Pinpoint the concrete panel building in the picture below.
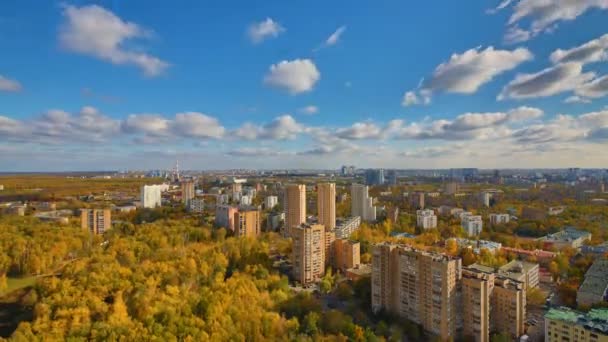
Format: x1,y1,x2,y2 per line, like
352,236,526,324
234,206,261,238
351,183,376,222
318,183,336,231
141,185,162,208
284,184,307,237
81,209,111,235
292,224,325,285
333,239,360,272
416,209,437,230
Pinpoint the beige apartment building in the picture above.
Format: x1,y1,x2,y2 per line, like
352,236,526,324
372,243,461,341
325,229,335,268
317,183,336,230
292,224,325,285
81,209,111,235
333,239,360,272
181,180,195,205
463,265,526,341
284,184,306,237
233,207,261,238
545,307,608,342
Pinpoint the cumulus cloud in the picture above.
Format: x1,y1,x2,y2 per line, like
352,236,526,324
406,46,532,104
264,59,320,94
247,18,285,44
503,26,531,45
234,115,303,140
0,75,22,92
122,114,171,137
564,95,591,104
59,4,169,76
336,122,383,140
499,62,595,100
550,33,608,65
299,105,319,115
497,0,608,42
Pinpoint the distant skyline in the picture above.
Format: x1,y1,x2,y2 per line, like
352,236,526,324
1,0,608,171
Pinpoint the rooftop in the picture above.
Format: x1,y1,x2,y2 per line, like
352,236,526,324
545,307,608,334
543,227,592,242
578,259,608,298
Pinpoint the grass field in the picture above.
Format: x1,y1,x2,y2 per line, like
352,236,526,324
1,277,36,296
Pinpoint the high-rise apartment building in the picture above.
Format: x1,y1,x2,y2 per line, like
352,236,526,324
372,243,462,341
317,183,336,231
462,265,526,341
284,184,306,237
480,192,491,207
409,192,425,210
335,216,362,239
292,223,325,284
181,180,195,205
81,209,111,235
234,207,261,238
416,209,438,230
141,185,162,208
351,184,376,222
215,204,238,232
325,229,335,268
489,213,510,225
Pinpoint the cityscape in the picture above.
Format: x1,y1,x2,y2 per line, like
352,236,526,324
1,1,608,342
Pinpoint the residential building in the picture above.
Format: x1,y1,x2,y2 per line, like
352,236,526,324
267,212,285,232
491,276,526,339
234,206,261,238
548,206,566,216
351,183,376,222
181,180,195,205
240,195,252,206
284,184,307,237
81,209,111,235
578,259,608,307
188,198,205,213
489,213,510,225
540,227,592,250
501,247,556,265
114,205,136,213
461,267,494,342
333,239,360,272
292,223,325,285
265,196,278,210
141,185,162,208
479,192,491,207
497,260,540,289
416,209,437,230
444,182,459,195
409,192,425,209
325,229,335,267
7,205,26,216
545,307,608,342
215,204,238,232
318,183,336,230
346,264,372,282
462,214,483,236
372,243,461,341
334,216,361,239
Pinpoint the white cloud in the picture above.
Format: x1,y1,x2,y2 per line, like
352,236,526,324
564,95,592,104
325,26,346,46
122,114,171,137
234,115,303,140
503,26,531,44
406,46,532,104
59,4,168,76
501,0,608,42
402,91,422,106
172,112,225,139
551,34,608,65
227,147,290,157
0,75,22,92
299,105,319,115
576,74,608,99
499,62,595,100
247,18,285,44
336,122,383,140
264,59,320,94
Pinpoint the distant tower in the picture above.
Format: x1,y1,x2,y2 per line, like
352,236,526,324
172,160,180,182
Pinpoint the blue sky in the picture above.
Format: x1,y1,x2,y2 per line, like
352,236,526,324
1,0,608,171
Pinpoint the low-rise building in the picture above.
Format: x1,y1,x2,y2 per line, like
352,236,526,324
497,260,540,289
334,216,361,239
416,209,437,230
114,205,137,213
544,307,608,342
489,213,510,225
451,238,502,254
188,198,205,213
462,214,483,237
577,259,608,307
333,239,360,272
548,206,566,216
6,204,26,216
539,227,592,250
34,210,71,224
345,264,371,281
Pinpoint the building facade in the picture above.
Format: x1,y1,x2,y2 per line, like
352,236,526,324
489,213,510,225
234,207,261,238
265,196,278,210
351,183,376,222
462,214,483,237
334,216,362,239
545,308,608,342
292,224,325,285
416,209,438,230
141,184,162,208
215,204,238,232
333,239,360,272
181,180,195,205
81,209,111,235
284,184,307,237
